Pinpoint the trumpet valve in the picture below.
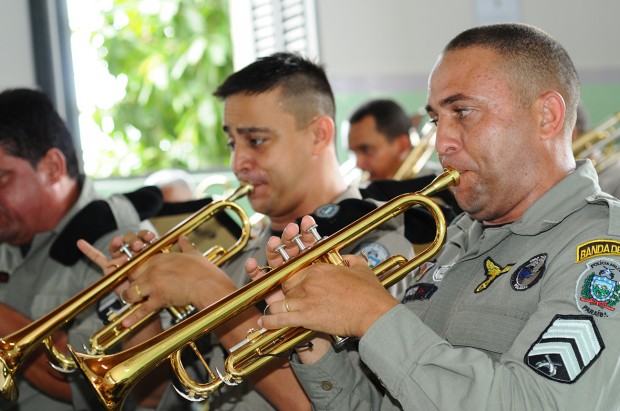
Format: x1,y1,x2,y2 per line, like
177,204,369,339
291,234,307,251
306,224,322,242
274,245,290,261
229,328,267,353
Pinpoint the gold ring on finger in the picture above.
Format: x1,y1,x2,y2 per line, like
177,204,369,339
135,283,144,298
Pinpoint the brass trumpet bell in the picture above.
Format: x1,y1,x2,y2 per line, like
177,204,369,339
0,183,252,402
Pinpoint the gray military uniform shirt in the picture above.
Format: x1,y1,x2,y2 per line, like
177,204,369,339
291,160,620,410
0,179,148,411
164,185,414,411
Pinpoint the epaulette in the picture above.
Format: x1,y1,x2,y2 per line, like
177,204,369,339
305,198,378,237
359,177,461,244
360,176,462,214
123,185,165,220
155,197,243,239
50,186,165,266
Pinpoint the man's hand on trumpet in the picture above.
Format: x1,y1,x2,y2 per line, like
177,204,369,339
76,230,155,292
249,215,400,364
78,231,238,327
119,235,238,326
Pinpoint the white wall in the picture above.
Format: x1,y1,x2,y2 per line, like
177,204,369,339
2,1,618,94
0,1,36,90
317,0,620,92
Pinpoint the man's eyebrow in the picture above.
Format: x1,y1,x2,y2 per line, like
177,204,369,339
222,125,271,134
426,93,475,113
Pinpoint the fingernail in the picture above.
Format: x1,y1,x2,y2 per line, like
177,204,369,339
257,318,263,328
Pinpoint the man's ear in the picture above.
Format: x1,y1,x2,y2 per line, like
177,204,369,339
37,148,67,183
537,90,566,141
311,115,336,154
395,133,412,155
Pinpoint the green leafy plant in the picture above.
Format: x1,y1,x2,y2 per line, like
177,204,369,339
89,0,233,176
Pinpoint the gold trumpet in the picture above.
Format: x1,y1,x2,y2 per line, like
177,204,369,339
88,183,253,355
67,168,459,411
0,183,252,402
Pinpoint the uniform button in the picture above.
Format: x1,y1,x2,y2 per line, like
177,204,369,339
321,381,333,391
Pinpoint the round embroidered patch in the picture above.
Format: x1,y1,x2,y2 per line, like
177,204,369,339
432,264,453,282
355,242,389,268
511,254,547,291
314,203,339,219
575,257,620,318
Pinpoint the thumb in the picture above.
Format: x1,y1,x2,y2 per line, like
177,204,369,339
177,235,202,255
245,258,268,281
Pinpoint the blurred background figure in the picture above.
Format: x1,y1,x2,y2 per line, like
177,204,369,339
346,99,442,184
572,101,591,142
145,168,194,202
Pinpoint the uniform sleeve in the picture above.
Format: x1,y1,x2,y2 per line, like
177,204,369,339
290,346,390,410
357,245,620,410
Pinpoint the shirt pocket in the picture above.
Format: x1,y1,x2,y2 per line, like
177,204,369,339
445,304,532,354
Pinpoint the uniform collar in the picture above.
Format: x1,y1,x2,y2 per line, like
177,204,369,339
508,160,599,236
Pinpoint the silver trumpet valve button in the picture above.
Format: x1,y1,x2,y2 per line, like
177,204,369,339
118,243,133,259
275,244,290,261
306,224,322,242
291,234,307,252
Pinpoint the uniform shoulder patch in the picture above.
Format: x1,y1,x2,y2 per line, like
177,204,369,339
474,257,513,293
525,314,604,383
314,203,339,218
310,199,376,237
402,283,437,303
354,242,389,268
511,254,546,291
575,239,620,263
575,257,620,318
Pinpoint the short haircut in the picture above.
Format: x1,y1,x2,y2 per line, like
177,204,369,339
444,23,580,132
0,88,80,178
213,52,336,129
349,99,412,143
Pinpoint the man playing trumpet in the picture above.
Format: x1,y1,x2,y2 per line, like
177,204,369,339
254,23,620,410
80,52,421,411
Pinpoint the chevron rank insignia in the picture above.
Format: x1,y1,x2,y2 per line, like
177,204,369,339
525,314,604,383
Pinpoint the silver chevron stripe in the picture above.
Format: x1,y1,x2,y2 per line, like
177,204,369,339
526,315,603,383
541,318,601,363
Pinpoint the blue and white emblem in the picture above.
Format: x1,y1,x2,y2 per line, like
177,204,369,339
576,257,620,318
590,270,616,302
432,264,453,282
511,254,547,291
314,203,339,219
355,242,389,268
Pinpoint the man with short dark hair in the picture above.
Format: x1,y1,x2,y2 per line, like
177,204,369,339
0,88,159,410
348,99,442,181
82,52,416,411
